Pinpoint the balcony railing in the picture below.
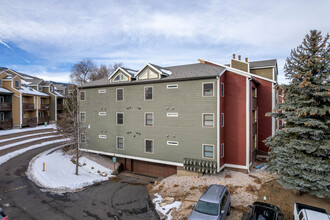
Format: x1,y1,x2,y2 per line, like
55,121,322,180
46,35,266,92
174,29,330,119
252,122,257,136
38,116,50,125
22,117,37,127
252,97,257,110
23,103,35,111
0,102,12,111
57,104,63,111
40,104,50,110
0,119,13,130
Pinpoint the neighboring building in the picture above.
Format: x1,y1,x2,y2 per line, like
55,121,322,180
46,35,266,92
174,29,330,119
0,67,68,128
78,55,278,177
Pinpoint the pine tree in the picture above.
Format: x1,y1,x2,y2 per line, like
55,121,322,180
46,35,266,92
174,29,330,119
265,30,330,198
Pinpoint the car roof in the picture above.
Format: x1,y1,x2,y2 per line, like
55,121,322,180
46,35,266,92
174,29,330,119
305,210,330,220
199,184,226,203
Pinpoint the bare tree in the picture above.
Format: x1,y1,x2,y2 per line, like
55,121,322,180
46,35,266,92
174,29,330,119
109,62,123,74
56,85,80,175
89,64,110,81
70,59,96,86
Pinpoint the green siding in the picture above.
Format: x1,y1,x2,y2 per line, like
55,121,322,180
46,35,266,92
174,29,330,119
79,78,218,164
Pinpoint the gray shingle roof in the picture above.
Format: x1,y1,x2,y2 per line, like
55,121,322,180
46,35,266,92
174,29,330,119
81,63,225,88
249,59,277,69
121,67,138,77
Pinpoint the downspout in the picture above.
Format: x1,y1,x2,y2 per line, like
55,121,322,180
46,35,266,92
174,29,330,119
246,78,252,173
36,96,39,124
216,76,220,172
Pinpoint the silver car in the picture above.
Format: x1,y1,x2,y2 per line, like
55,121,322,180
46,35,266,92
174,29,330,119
188,184,231,220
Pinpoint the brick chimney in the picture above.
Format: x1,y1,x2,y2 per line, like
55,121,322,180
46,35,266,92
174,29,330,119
238,55,241,60
245,57,248,62
233,54,236,59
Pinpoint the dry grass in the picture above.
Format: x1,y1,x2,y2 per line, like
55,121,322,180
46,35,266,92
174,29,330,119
225,174,232,178
173,184,179,188
189,186,198,190
226,184,240,194
246,184,258,193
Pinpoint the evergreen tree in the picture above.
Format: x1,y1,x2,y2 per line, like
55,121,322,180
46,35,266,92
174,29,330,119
265,30,330,198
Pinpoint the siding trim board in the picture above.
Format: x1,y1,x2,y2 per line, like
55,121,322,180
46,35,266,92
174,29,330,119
79,148,184,167
217,76,220,171
246,78,251,171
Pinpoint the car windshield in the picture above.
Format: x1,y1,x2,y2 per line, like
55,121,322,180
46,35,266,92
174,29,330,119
254,206,276,220
195,200,219,216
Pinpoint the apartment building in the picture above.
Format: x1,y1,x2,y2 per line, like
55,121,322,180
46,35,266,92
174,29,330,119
78,56,278,177
0,67,67,129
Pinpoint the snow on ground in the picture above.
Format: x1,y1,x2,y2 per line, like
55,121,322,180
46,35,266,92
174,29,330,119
26,147,114,194
0,139,69,165
0,124,56,136
0,135,61,150
0,131,56,143
153,193,182,220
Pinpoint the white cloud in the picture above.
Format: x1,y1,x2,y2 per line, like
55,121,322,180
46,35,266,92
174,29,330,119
0,39,11,49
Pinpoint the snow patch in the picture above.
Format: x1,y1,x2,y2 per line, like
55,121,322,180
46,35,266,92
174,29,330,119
0,124,56,136
26,147,114,194
0,131,56,143
153,193,181,220
0,135,61,151
161,69,172,75
0,138,69,166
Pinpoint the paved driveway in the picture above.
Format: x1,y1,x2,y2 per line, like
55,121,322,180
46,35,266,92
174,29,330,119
0,146,159,220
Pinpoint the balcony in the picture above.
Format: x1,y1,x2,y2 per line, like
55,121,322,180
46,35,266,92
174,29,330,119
0,119,13,130
252,122,258,136
252,97,257,110
57,104,63,111
38,116,50,125
0,102,12,111
23,103,35,111
22,117,37,127
40,104,50,110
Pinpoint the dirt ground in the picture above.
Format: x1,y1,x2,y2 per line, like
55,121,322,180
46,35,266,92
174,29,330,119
147,169,329,220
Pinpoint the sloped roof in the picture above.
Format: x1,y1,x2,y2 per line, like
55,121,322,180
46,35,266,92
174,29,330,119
81,63,225,88
121,67,138,77
19,86,49,96
0,87,13,94
249,59,277,69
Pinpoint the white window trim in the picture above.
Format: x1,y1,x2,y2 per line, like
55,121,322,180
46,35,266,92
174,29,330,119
80,91,86,101
80,112,86,122
98,112,106,116
80,133,86,143
116,112,124,125
98,89,106,93
99,135,107,139
144,86,153,101
144,112,154,127
167,141,178,146
167,112,178,117
221,113,224,127
221,83,224,97
167,84,178,89
116,136,124,150
202,113,215,128
202,82,214,97
202,144,215,159
144,139,154,154
116,88,124,102
221,143,224,158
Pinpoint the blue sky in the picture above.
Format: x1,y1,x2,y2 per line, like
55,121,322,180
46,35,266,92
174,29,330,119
0,0,329,84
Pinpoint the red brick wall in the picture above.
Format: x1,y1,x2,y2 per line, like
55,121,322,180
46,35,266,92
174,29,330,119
222,71,247,166
256,78,273,152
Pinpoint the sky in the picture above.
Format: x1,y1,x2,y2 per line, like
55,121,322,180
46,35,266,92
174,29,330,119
0,0,329,84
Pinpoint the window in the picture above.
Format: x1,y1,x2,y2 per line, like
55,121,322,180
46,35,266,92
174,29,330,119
0,96,4,103
167,113,178,117
113,73,128,82
0,112,4,121
220,193,227,211
116,137,124,150
144,87,153,100
139,69,158,80
221,143,224,158
80,133,86,143
203,144,214,159
80,91,85,101
203,114,214,127
38,86,42,91
145,113,153,126
145,139,154,153
221,83,224,97
117,113,124,125
116,88,124,101
50,86,54,92
167,141,178,146
98,112,106,116
15,80,19,88
99,135,107,139
0,79,2,86
80,112,86,122
167,84,178,89
221,113,224,127
203,82,213,96
98,89,106,93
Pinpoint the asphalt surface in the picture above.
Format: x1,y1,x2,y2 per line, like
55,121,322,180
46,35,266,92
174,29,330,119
0,145,159,220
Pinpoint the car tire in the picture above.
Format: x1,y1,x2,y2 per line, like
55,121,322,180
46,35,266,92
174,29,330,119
227,204,231,216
